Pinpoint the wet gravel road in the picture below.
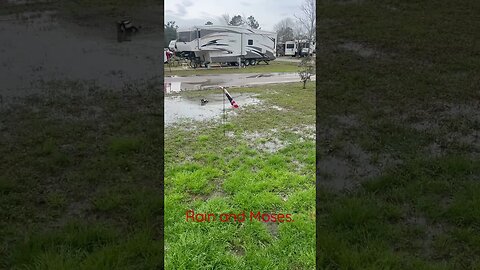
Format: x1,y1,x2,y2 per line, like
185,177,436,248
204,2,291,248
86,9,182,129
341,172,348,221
165,72,316,92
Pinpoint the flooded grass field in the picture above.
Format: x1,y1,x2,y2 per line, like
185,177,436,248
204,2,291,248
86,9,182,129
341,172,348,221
0,1,164,268
316,1,480,268
164,83,316,269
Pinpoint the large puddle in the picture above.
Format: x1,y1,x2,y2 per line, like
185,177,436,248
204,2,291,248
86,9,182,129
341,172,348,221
165,92,261,125
164,72,314,92
0,10,161,98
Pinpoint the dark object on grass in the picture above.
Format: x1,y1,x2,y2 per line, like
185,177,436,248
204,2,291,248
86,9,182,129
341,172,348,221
201,98,209,105
116,18,141,42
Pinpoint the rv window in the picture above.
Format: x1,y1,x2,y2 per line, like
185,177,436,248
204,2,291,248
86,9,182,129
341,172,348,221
177,31,192,42
286,44,294,48
248,39,253,45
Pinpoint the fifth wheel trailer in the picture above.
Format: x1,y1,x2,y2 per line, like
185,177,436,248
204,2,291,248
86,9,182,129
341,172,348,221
173,25,277,68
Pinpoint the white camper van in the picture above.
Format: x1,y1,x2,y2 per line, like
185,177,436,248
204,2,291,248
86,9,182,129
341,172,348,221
174,25,277,68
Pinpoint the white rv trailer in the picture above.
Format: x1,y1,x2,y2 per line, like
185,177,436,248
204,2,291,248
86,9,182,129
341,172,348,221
284,41,296,56
174,25,277,67
284,40,315,57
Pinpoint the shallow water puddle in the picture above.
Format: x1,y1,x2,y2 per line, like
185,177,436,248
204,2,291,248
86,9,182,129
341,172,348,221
165,93,261,125
0,10,160,98
165,73,309,91
338,42,378,58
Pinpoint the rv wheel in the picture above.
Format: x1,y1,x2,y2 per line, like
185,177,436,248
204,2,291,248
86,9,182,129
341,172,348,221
245,60,250,66
251,59,256,66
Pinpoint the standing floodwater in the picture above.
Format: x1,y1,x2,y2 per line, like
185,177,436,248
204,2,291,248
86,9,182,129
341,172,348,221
165,92,261,125
0,10,160,99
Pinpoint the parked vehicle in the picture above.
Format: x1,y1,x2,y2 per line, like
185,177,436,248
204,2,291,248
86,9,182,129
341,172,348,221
168,40,176,52
172,25,277,68
284,39,315,57
284,41,296,56
298,40,314,57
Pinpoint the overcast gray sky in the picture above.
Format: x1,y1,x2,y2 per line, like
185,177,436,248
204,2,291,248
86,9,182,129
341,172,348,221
164,0,305,31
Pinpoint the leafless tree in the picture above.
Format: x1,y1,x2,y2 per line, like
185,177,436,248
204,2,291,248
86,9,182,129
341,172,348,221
295,0,316,42
274,18,294,32
274,18,295,42
220,13,230,25
293,24,307,40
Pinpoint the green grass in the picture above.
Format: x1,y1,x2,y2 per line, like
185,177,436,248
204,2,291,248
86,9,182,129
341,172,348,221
0,82,163,269
317,0,480,268
0,81,314,269
165,82,315,269
165,61,303,76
